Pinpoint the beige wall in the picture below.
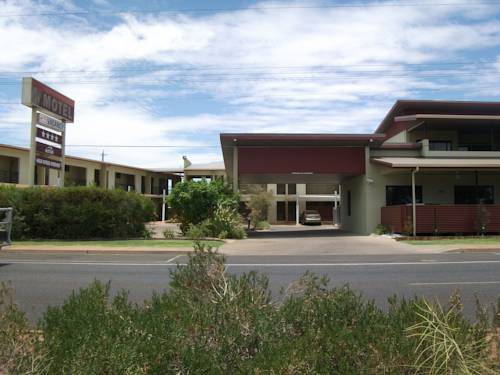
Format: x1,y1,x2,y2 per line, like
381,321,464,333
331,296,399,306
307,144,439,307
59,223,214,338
0,146,30,184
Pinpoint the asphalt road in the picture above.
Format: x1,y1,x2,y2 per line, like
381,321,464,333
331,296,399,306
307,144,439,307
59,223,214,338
1,251,499,322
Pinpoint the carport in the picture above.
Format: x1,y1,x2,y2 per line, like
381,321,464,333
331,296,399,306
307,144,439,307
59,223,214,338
220,133,385,229
295,194,340,225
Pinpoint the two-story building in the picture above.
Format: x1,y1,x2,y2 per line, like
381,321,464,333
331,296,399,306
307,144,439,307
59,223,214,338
221,100,500,235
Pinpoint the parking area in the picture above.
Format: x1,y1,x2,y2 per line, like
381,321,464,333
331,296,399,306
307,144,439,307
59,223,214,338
222,225,438,256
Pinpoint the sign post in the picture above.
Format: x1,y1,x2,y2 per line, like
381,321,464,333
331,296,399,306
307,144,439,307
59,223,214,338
21,77,74,187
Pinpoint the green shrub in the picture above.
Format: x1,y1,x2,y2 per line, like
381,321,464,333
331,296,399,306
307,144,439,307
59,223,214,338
248,191,272,227
0,185,155,240
255,220,270,230
186,222,210,240
204,203,246,239
373,223,391,235
163,228,175,239
168,180,239,233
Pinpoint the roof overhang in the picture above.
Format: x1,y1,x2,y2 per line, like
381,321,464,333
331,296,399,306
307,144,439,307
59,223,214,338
395,114,500,122
372,157,500,169
221,133,386,147
375,100,500,134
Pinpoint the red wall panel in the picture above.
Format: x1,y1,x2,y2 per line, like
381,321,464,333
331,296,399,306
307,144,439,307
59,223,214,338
238,147,365,175
381,205,500,234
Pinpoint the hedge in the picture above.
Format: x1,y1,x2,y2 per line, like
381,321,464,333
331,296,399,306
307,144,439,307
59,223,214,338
0,185,155,240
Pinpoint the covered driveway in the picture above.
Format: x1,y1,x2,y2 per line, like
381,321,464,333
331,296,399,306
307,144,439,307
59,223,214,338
222,227,430,256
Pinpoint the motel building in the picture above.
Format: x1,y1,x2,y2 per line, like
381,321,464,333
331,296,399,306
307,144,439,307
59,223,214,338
220,100,500,235
2,99,500,235
0,143,181,217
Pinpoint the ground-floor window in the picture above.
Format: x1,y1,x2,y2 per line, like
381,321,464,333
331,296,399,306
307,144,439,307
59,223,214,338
386,185,422,206
454,185,494,204
276,201,286,221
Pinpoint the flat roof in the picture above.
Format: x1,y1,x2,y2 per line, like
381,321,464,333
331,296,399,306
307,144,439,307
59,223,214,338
372,157,500,169
185,161,225,171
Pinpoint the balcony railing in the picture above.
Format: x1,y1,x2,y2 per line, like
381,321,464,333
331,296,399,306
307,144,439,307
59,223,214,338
381,204,500,235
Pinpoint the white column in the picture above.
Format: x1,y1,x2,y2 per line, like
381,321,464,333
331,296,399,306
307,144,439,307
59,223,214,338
86,167,94,186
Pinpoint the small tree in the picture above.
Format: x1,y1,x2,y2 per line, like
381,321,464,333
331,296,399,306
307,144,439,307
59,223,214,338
168,180,239,233
248,191,272,228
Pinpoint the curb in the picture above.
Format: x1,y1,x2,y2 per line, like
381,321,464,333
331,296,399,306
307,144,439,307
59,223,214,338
1,248,194,255
445,248,500,254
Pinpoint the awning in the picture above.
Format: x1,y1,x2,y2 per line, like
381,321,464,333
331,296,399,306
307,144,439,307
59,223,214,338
372,157,500,169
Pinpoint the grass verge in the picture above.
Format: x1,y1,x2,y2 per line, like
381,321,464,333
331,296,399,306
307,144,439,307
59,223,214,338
10,239,224,248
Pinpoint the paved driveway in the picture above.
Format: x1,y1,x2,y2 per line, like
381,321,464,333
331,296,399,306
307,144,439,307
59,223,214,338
222,225,439,256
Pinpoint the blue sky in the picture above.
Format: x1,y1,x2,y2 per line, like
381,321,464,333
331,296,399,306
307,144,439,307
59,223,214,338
1,0,500,168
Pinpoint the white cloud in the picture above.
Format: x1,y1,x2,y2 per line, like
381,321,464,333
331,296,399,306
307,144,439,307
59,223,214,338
1,0,500,167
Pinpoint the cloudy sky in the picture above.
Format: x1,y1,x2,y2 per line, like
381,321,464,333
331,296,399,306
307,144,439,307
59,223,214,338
1,0,500,168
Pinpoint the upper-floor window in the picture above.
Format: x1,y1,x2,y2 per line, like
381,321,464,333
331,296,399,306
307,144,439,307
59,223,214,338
288,184,296,194
429,140,452,151
276,184,286,194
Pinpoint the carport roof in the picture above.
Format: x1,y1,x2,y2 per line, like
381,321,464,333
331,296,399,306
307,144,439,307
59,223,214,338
220,133,386,147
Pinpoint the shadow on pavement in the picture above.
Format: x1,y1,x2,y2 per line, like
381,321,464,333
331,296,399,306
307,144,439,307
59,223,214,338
247,228,356,239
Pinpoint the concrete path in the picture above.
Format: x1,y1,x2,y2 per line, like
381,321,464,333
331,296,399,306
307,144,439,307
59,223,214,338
222,227,439,255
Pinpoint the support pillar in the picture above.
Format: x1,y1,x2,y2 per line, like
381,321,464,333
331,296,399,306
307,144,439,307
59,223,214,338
28,108,37,186
232,146,238,193
296,195,299,225
411,167,419,237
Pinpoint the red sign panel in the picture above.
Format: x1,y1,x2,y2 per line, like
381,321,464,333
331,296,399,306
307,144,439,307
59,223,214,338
22,77,75,122
35,156,62,170
238,147,365,175
36,127,62,145
36,142,62,157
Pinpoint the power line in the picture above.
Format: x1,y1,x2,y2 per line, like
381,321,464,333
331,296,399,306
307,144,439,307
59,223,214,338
0,60,498,75
1,1,499,18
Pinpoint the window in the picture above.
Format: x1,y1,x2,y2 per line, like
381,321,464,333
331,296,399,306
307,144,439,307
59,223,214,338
347,190,351,216
386,186,423,206
64,165,70,172
116,172,122,179
277,184,286,195
276,201,286,221
429,141,452,151
288,201,296,221
94,169,100,186
454,186,494,204
287,184,296,195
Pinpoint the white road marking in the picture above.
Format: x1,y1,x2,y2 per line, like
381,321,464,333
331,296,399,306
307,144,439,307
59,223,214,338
410,281,500,286
1,260,500,267
165,254,183,264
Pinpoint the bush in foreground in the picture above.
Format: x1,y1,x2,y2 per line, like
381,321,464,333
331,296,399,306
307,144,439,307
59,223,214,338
0,250,498,374
0,185,155,240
